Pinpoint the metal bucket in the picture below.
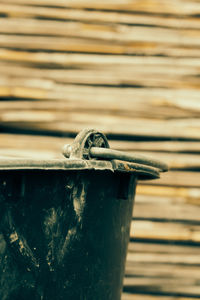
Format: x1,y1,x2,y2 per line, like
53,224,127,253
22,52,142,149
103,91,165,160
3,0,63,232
0,129,167,300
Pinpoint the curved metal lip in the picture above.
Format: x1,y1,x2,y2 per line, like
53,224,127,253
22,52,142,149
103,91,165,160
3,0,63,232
0,158,160,180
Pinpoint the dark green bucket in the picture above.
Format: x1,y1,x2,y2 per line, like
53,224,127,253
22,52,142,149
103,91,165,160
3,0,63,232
0,129,167,300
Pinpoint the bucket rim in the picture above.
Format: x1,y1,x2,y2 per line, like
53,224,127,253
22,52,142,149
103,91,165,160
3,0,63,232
0,158,159,180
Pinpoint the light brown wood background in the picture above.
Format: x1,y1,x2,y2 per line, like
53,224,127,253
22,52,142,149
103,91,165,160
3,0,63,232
0,0,200,299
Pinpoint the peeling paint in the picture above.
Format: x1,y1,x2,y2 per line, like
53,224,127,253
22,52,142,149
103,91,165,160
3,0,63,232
9,232,18,243
72,183,87,223
8,230,40,269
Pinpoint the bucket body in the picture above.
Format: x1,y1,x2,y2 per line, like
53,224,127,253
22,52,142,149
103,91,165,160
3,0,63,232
0,169,136,300
0,128,167,300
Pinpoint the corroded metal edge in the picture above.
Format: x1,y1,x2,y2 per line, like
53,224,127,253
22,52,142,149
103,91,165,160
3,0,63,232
0,159,159,179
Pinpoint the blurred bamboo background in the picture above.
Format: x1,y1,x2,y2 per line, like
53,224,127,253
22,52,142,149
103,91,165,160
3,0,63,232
0,0,200,299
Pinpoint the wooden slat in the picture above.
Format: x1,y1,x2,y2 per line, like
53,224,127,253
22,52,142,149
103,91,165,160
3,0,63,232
0,34,126,55
136,185,200,200
1,21,200,47
1,51,200,74
127,248,200,265
1,115,200,140
1,49,200,72
1,5,200,30
126,259,200,273
1,26,200,56
1,17,200,48
0,96,199,121
123,276,200,296
122,293,196,300
143,171,200,188
1,76,200,114
122,295,194,300
1,133,200,154
2,0,200,16
128,241,200,255
1,46,200,59
0,63,200,90
1,8,200,30
134,194,200,222
130,220,200,243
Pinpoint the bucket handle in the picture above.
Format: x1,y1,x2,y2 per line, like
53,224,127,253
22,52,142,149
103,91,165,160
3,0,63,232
62,129,168,173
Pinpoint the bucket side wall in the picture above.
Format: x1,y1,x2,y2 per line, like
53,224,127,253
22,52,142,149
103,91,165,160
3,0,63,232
0,170,136,300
